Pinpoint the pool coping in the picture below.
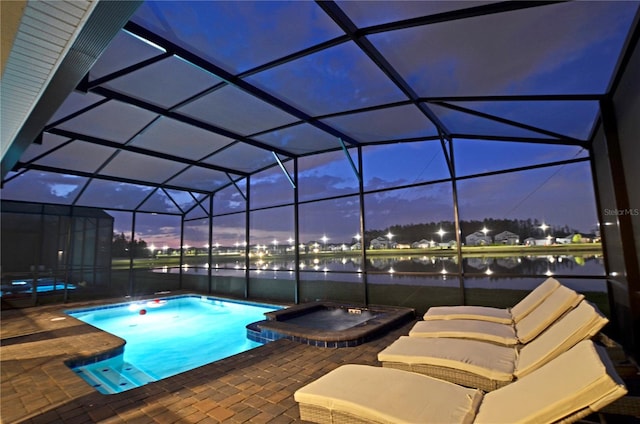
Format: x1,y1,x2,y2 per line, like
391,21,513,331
64,293,282,315
247,301,415,347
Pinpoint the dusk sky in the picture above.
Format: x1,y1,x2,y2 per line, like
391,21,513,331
2,1,637,248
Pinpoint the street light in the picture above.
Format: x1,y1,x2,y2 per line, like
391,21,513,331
481,227,490,245
540,223,550,245
321,235,328,251
387,231,393,249
436,228,446,245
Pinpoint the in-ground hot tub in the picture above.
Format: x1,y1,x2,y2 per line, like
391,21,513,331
247,302,415,348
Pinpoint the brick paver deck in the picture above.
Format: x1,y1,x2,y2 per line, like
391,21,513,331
1,299,415,424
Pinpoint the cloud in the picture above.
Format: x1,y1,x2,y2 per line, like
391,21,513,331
457,162,598,232
246,41,406,116
369,2,636,96
111,211,183,245
364,183,454,230
135,1,343,74
337,1,489,28
2,171,84,203
49,184,78,197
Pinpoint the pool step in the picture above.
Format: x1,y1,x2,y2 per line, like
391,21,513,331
74,360,157,394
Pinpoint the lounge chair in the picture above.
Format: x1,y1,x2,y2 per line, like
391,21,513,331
378,300,608,391
422,277,560,324
409,284,583,345
294,340,627,424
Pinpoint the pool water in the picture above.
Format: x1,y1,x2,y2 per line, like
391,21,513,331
1,278,76,296
66,295,280,394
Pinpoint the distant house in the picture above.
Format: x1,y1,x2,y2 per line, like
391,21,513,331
556,235,573,244
369,236,395,249
495,231,520,245
524,237,552,246
369,237,385,249
556,234,585,244
412,239,435,249
432,239,456,249
465,231,492,246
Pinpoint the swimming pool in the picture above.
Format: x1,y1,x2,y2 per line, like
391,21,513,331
65,295,280,394
1,277,76,296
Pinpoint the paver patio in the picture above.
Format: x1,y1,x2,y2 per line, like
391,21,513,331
1,298,414,423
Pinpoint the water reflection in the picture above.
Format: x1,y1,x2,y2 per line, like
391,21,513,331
463,254,603,276
160,253,604,276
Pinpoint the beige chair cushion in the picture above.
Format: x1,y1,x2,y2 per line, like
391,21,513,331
294,364,483,424
422,305,513,324
411,283,581,346
515,300,608,377
514,284,583,343
475,340,627,424
297,341,626,424
409,318,518,345
422,277,561,324
378,336,516,381
379,300,608,388
509,277,561,322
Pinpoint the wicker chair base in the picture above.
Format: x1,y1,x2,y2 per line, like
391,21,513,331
600,396,640,417
381,361,511,392
299,401,595,424
299,403,384,424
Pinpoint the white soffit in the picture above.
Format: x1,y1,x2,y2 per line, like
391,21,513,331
1,0,98,159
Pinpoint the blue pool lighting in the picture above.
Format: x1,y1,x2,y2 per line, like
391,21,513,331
65,295,281,394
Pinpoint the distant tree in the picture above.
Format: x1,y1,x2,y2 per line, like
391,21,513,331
112,233,129,257
112,233,151,258
133,239,149,257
